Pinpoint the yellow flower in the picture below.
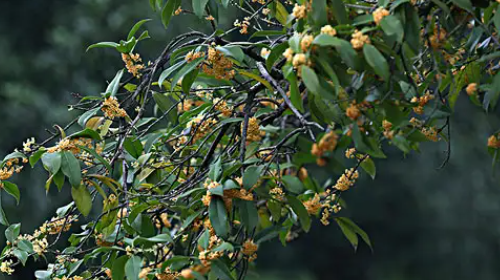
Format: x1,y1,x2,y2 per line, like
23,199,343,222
334,168,359,191
292,4,307,19
488,135,500,148
321,25,337,36
292,53,307,68
242,239,258,255
466,83,477,96
373,7,390,25
303,194,322,215
301,34,314,52
346,103,361,120
102,96,127,120
122,53,145,77
351,30,370,50
0,260,14,275
283,48,294,62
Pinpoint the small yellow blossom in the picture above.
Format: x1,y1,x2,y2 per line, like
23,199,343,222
301,34,314,52
373,7,390,25
321,25,337,36
292,4,307,19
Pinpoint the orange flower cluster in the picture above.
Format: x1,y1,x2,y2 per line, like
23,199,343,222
213,98,233,117
411,92,435,114
311,131,338,166
303,193,322,215
241,239,258,262
382,119,394,139
466,83,477,96
422,127,439,142
185,50,206,62
0,158,25,181
121,53,145,77
333,168,359,191
183,114,218,144
202,47,235,80
346,102,361,120
319,190,341,226
373,7,389,25
41,216,78,235
429,27,447,49
102,96,127,119
488,134,500,148
243,117,265,143
234,17,250,34
351,29,370,50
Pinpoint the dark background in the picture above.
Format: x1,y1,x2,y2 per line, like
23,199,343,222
2,1,500,279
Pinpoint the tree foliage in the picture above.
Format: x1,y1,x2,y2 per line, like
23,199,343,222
0,0,499,279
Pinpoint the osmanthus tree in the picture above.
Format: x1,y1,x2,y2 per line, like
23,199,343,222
0,0,499,278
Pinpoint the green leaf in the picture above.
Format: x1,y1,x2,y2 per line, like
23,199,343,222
161,0,181,28
86,42,119,52
124,137,144,159
193,0,209,18
152,92,177,122
301,65,320,94
392,134,411,153
125,256,142,280
133,233,174,246
29,149,46,168
105,69,124,96
5,223,20,243
0,194,9,226
71,185,92,217
336,217,359,250
494,8,500,34
281,175,304,194
18,239,34,253
283,65,304,112
360,157,376,179
171,57,204,90
237,200,258,231
217,46,245,63
379,15,404,43
3,181,20,205
274,1,289,25
363,44,390,81
61,152,82,187
181,68,199,94
159,61,185,87
331,0,349,24
484,72,500,110
313,36,360,69
41,152,62,174
312,0,327,26
77,107,100,128
127,19,151,40
112,255,128,280
211,259,235,280
451,0,472,11
12,249,28,265
287,195,311,232
209,197,229,238
250,29,286,38
69,128,102,141
242,166,261,190
240,72,273,94
335,217,372,250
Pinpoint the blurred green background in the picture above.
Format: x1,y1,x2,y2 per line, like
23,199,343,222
2,0,500,279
